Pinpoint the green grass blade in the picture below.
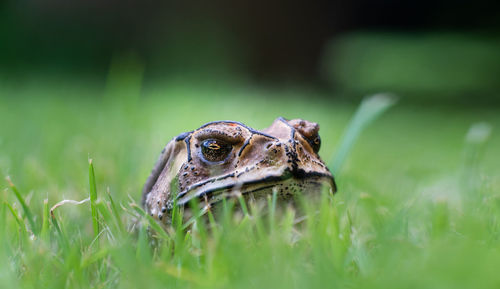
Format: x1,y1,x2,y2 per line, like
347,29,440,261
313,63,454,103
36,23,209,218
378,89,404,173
5,202,27,234
6,176,38,235
129,203,171,240
330,93,397,173
106,189,125,235
96,202,114,237
220,197,235,228
237,194,249,217
136,222,152,264
81,247,111,269
461,122,493,195
89,159,100,241
50,212,69,253
41,199,50,241
206,208,219,237
171,198,183,232
182,198,208,230
268,188,278,233
5,202,29,247
0,201,5,237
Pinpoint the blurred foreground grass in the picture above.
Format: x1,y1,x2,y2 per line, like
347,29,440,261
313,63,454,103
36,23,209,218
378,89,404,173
1,79,500,288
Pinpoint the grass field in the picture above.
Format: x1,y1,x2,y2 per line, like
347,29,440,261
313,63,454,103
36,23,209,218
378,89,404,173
1,78,500,288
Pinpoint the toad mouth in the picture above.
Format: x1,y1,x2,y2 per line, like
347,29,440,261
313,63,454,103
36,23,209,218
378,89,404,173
175,169,335,207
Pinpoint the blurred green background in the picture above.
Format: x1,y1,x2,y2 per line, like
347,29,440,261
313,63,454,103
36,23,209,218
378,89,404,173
1,1,500,288
1,0,500,101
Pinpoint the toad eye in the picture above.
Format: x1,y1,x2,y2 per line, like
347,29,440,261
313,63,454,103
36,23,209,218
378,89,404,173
200,139,232,163
310,135,321,153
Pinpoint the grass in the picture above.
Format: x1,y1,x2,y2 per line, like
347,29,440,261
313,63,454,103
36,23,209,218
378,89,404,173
1,78,500,289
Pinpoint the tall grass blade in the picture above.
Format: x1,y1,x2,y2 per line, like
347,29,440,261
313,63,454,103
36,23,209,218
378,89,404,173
462,122,492,195
183,199,209,230
96,202,115,239
207,208,217,231
129,203,171,240
50,213,69,253
89,159,100,241
0,201,5,237
268,188,278,233
6,202,27,234
41,199,50,241
106,188,125,234
220,197,235,228
237,195,249,217
81,247,111,269
6,176,37,234
330,93,397,173
5,202,29,246
136,220,152,264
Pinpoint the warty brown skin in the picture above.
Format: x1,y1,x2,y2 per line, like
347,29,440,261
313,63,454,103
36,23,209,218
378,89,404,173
142,117,336,225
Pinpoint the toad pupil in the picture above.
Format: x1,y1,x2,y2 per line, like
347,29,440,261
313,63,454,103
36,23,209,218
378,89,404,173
201,139,232,162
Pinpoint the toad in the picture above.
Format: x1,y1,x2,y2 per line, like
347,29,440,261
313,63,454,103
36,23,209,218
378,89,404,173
142,117,336,224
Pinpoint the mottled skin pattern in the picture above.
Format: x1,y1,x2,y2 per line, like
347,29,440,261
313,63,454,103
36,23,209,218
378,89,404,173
142,117,336,225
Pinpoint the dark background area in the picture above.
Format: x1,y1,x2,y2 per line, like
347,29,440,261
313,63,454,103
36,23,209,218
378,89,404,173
1,0,500,100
